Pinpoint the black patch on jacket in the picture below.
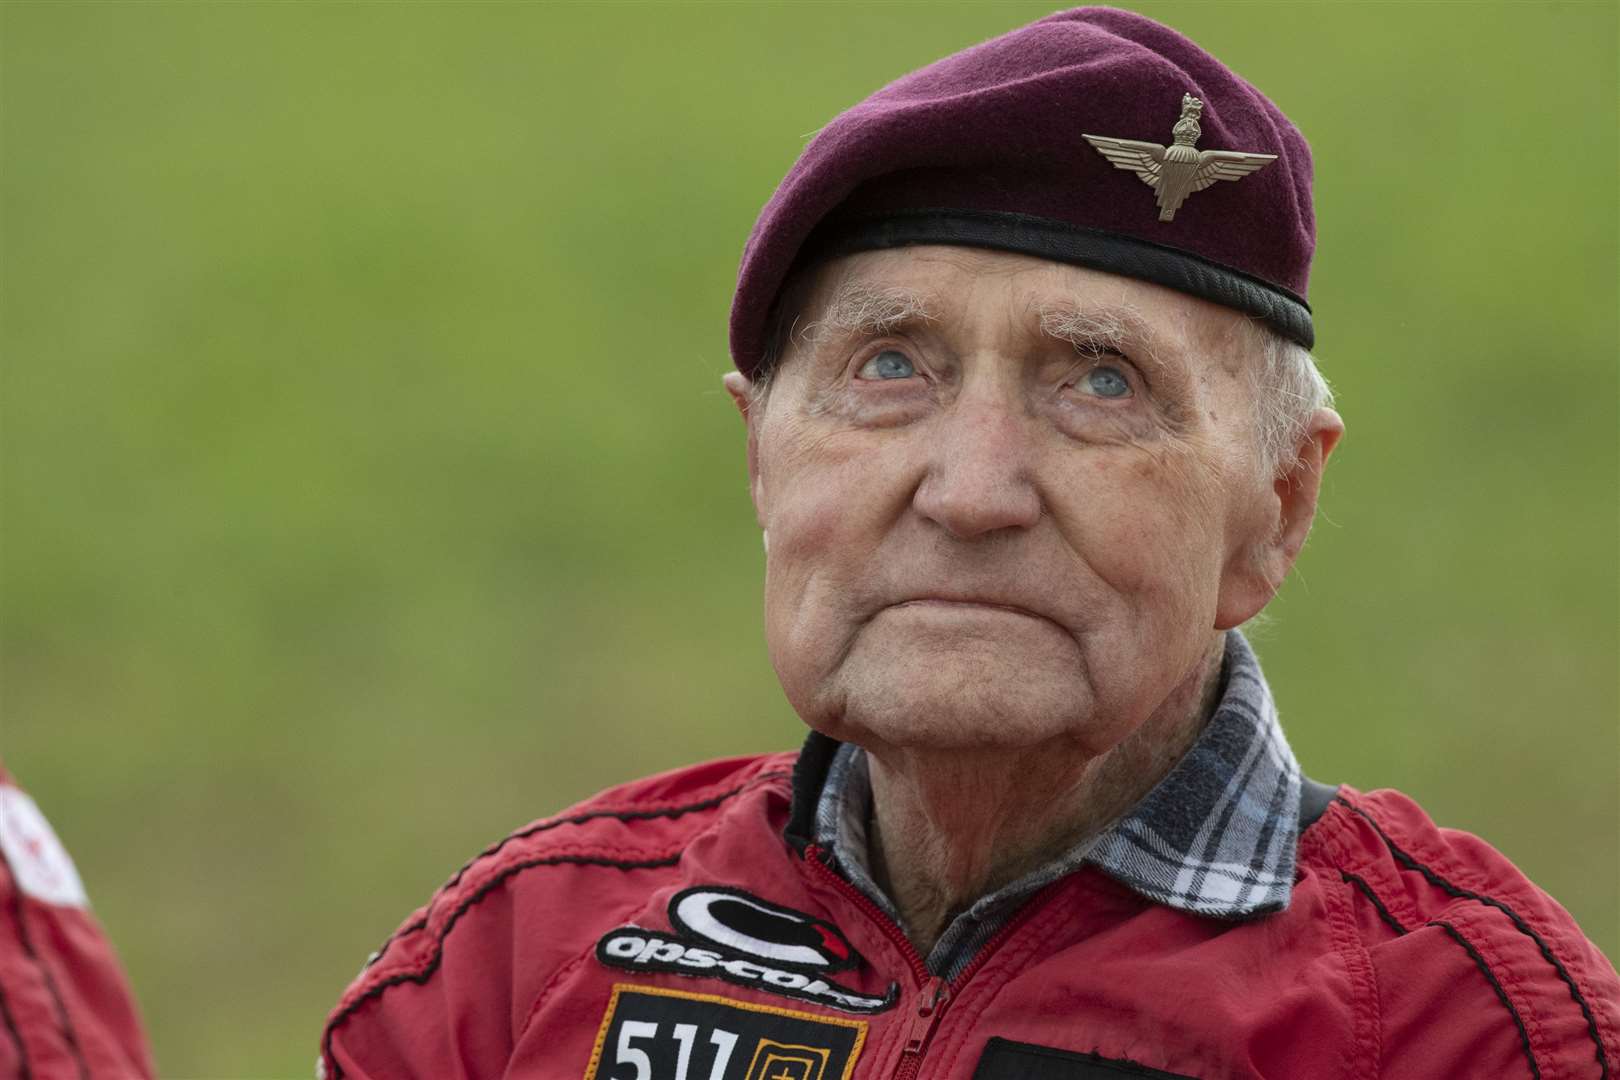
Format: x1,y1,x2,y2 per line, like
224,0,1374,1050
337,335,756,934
584,983,868,1080
973,1037,1200,1079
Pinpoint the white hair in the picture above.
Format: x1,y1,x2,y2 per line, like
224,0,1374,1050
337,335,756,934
1241,318,1335,478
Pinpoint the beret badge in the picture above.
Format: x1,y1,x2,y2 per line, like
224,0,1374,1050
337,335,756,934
1083,94,1277,222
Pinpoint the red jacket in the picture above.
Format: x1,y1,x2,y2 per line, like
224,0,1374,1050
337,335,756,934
322,751,1620,1079
0,764,156,1080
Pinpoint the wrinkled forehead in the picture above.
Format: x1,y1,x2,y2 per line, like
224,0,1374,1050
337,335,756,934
781,246,1253,378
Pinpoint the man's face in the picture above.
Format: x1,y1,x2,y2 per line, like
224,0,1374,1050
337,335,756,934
727,247,1332,759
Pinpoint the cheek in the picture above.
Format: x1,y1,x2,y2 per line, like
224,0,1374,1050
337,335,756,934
1054,447,1233,611
757,426,913,684
761,426,880,579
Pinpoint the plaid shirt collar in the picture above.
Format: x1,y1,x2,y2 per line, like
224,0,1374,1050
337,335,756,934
803,630,1303,977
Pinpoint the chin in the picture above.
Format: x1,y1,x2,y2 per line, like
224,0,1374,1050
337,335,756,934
815,649,1104,755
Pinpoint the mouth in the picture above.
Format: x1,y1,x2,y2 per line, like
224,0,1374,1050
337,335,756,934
890,598,1048,621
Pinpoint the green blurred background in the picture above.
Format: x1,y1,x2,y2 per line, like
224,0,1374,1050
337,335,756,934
2,1,1615,1075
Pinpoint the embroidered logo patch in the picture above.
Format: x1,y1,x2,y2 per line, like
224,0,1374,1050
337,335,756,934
596,887,896,1014
585,983,867,1080
669,887,858,971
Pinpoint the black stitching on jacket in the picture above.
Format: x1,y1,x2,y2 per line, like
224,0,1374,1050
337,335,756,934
322,851,681,1079
324,772,782,1079
1431,919,1540,1079
0,843,87,1079
1344,799,1610,1078
373,771,788,957
0,980,30,1080
1341,871,1410,937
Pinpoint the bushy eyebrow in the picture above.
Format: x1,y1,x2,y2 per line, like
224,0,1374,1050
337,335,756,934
797,279,1188,394
1035,299,1186,386
1037,302,1142,353
799,280,939,347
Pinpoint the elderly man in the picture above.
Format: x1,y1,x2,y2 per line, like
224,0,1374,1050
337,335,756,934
321,8,1619,1078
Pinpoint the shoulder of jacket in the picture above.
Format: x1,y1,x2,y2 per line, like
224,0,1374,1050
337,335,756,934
1303,785,1597,936
368,749,793,960
1298,784,1620,1078
321,751,796,1073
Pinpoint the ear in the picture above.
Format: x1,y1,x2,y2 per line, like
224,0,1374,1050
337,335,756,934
1214,408,1345,629
722,371,768,530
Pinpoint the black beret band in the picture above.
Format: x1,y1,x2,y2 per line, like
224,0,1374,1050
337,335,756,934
803,208,1315,351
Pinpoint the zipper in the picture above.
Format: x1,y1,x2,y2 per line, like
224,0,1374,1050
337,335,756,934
803,842,932,983
892,975,949,1080
803,843,1056,1079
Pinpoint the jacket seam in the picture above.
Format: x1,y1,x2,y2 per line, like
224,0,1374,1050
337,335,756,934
514,893,654,1043
1323,824,1425,937
1430,918,1541,1079
1318,853,1383,1080
1304,806,1386,1080
509,780,797,1046
865,965,912,1075
0,976,28,1080
1342,797,1611,1079
1449,905,1566,1079
1334,851,1549,1078
376,769,790,956
1340,871,1410,938
323,849,683,1079
347,770,789,991
0,843,86,1080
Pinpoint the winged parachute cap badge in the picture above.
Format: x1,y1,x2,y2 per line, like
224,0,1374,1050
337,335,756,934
1083,94,1277,223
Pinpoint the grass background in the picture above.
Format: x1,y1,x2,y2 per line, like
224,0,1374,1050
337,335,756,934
2,2,1615,1075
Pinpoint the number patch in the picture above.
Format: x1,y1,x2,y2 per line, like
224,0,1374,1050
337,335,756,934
585,983,867,1080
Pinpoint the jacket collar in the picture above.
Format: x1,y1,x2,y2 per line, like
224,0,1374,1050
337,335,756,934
784,728,839,855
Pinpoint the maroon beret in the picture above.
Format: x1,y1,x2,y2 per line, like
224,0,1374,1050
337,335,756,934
729,6,1316,377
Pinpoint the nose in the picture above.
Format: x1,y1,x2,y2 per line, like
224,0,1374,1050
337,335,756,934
911,393,1044,539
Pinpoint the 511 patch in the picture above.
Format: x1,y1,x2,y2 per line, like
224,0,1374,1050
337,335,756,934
585,983,867,1080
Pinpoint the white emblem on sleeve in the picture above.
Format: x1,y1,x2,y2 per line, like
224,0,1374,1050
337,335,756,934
0,784,90,908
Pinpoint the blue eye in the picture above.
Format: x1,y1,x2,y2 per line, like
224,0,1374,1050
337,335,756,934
1084,366,1131,398
858,349,916,380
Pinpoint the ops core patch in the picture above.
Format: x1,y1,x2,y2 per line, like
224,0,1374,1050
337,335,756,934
585,983,867,1080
